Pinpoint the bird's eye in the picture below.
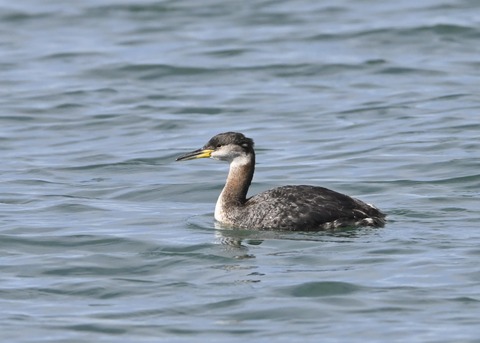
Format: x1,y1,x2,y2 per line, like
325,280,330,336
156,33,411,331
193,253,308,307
216,144,222,148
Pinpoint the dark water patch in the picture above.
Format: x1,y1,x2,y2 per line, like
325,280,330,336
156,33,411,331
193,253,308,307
174,107,224,115
426,174,480,187
449,296,480,304
110,183,209,201
52,102,86,110
206,297,255,310
86,63,217,81
280,281,362,297
86,62,369,82
367,247,424,255
374,66,444,76
40,202,108,213
3,178,63,186
42,263,157,278
143,242,216,255
0,10,54,22
267,63,364,77
0,234,146,251
0,115,36,122
230,305,324,322
62,323,127,335
150,121,183,131
83,2,229,19
34,286,130,300
139,243,240,263
422,23,480,36
349,24,480,40
0,196,38,205
352,306,418,314
205,48,253,58
58,158,161,172
465,248,480,257
40,51,106,60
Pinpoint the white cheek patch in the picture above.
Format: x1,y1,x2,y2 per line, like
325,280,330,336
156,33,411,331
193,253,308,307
211,144,246,162
230,154,250,168
211,149,227,160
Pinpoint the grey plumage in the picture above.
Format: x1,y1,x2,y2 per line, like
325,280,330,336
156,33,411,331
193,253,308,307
226,185,385,231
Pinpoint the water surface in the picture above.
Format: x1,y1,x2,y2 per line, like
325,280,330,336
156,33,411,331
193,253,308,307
1,0,480,342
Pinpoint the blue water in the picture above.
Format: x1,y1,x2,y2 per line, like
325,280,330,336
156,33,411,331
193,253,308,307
1,1,480,342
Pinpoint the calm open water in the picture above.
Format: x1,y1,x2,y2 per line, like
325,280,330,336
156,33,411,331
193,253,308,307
1,0,480,342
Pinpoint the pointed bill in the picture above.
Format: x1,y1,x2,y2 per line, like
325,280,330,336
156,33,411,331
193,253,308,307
176,149,214,161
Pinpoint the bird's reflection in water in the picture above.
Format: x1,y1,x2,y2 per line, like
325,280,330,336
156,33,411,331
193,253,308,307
214,221,265,256
214,221,374,252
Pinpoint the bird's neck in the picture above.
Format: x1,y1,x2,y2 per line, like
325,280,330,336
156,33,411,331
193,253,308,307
223,153,255,203
215,153,255,223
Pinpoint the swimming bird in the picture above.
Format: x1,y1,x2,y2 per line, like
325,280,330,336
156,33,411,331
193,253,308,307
176,132,385,231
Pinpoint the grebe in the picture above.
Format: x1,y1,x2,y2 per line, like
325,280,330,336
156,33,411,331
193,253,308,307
176,132,385,231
